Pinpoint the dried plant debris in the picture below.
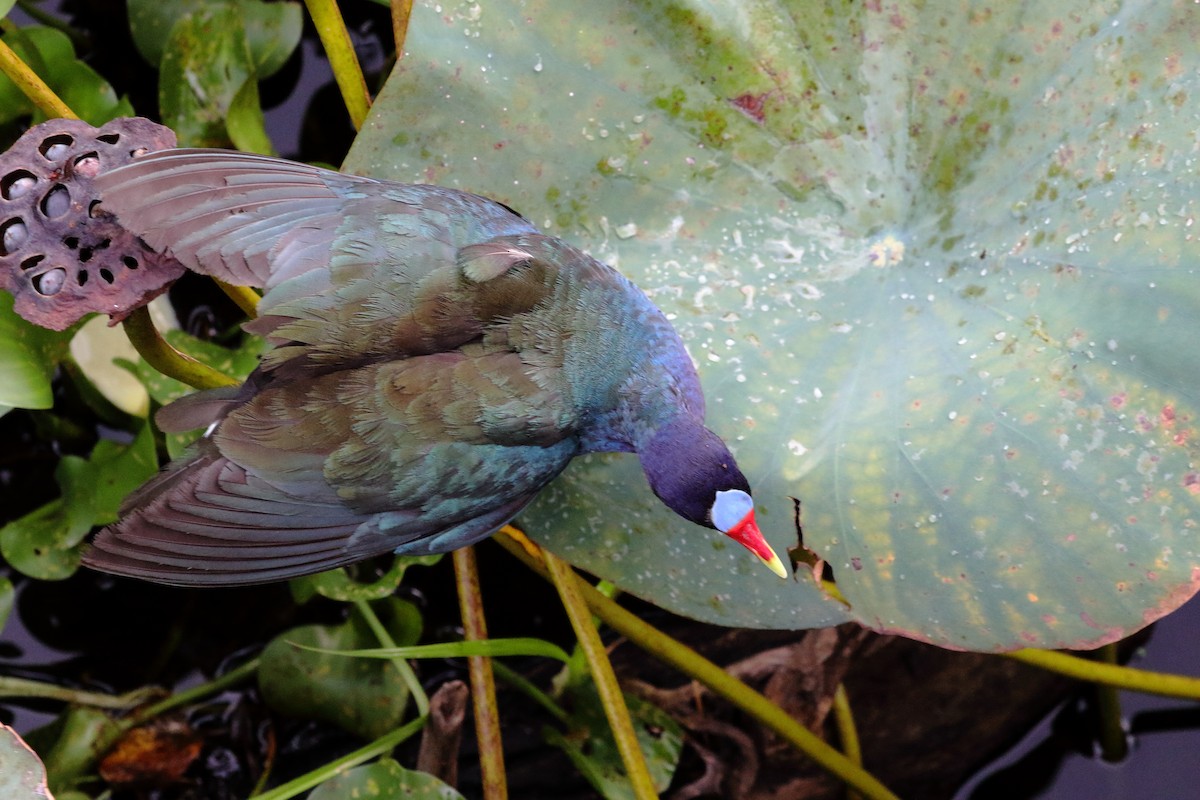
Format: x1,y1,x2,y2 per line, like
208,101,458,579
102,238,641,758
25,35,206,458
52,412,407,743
0,118,187,330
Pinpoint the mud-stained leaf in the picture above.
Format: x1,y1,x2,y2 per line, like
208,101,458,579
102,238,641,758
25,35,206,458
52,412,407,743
98,719,202,789
346,0,1200,650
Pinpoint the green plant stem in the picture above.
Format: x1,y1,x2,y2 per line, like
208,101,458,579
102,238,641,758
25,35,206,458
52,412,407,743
122,306,238,390
0,676,156,710
542,548,659,800
124,657,260,729
303,0,371,130
491,660,570,724
215,279,260,318
1092,643,1128,762
391,0,413,57
454,545,508,800
88,657,262,761
0,34,76,119
833,684,863,800
495,528,900,800
252,715,426,800
1006,647,1200,700
352,599,429,718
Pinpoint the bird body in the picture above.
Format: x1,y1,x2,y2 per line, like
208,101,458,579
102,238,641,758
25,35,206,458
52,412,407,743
83,150,785,585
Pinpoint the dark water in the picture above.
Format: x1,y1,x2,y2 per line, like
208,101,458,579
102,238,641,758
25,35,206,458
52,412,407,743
958,591,1200,800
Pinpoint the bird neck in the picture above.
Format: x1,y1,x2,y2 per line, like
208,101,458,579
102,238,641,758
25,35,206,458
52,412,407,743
576,357,706,454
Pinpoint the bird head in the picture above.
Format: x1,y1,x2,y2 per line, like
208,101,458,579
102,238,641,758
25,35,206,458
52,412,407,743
640,419,789,578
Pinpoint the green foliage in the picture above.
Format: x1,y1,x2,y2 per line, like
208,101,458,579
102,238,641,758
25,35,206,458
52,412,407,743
0,577,12,631
538,637,683,798
0,293,70,416
24,705,120,796
258,598,423,740
546,686,683,799
128,0,302,149
308,758,466,800
128,328,263,456
290,554,443,604
0,421,157,579
347,0,1200,651
0,26,132,126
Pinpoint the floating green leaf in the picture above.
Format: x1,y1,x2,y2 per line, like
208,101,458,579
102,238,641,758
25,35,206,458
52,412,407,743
346,0,1200,650
0,422,157,579
309,758,466,800
0,293,69,414
290,554,441,603
258,598,421,740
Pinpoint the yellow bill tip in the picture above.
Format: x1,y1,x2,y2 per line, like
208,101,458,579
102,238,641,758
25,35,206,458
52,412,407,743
759,548,790,579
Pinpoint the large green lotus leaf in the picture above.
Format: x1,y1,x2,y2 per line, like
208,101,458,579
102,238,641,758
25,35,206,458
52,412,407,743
345,0,1200,650
0,724,51,799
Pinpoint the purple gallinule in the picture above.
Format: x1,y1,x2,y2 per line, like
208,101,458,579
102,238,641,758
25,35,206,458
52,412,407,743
79,150,787,585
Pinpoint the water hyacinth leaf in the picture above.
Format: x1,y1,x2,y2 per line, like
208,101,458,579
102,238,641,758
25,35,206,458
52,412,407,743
0,27,131,126
545,687,683,799
258,597,420,740
0,294,69,413
159,4,257,147
0,578,13,632
128,0,301,76
25,705,119,796
346,0,1200,650
238,0,303,77
290,554,442,603
309,758,465,800
127,0,207,66
225,76,273,155
0,724,52,799
0,422,157,579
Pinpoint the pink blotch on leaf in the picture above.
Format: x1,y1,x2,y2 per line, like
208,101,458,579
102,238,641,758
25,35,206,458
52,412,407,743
729,93,768,124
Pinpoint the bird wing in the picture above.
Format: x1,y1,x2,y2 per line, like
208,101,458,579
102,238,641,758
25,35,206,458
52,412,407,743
94,149,542,375
84,347,578,586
